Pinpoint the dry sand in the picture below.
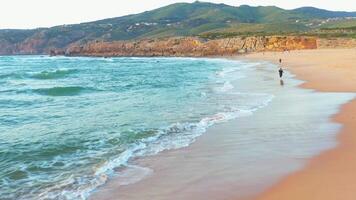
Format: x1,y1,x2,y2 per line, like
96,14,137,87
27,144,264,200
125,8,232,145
90,49,355,200
245,49,356,200
91,51,353,200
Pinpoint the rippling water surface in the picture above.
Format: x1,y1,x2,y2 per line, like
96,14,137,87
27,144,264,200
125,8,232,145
0,56,272,199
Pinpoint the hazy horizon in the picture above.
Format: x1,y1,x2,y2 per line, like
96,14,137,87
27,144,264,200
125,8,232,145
0,0,356,29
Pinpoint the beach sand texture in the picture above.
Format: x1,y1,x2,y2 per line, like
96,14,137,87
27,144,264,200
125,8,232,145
90,50,354,200
246,49,356,200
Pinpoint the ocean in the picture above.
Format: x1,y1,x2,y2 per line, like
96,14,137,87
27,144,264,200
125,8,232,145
0,56,273,199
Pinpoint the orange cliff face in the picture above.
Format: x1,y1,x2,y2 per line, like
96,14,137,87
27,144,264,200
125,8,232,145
65,36,318,57
265,37,317,51
4,34,356,57
317,38,356,49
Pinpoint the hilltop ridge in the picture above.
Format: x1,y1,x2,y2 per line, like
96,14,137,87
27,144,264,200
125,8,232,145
1,1,356,55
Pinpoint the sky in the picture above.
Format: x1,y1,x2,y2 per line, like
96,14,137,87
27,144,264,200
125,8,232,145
0,0,355,29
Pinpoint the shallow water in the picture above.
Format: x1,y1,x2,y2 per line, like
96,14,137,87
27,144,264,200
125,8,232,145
90,60,355,200
0,56,273,200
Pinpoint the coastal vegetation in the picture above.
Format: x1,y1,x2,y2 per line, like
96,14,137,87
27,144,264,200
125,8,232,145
1,1,356,54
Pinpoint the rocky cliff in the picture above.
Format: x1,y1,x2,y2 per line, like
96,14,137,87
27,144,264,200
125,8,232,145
0,28,89,55
65,36,318,57
5,34,356,57
317,38,356,49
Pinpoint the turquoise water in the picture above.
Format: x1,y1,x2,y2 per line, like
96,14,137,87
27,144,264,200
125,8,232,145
0,56,272,199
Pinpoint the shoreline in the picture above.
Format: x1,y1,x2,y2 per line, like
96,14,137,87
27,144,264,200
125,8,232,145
244,49,356,200
88,54,353,200
20,51,353,200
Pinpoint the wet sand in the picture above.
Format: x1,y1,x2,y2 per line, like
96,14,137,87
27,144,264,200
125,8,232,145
90,53,354,200
245,49,356,200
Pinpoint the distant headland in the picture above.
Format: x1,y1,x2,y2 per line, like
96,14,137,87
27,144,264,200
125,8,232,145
1,1,356,56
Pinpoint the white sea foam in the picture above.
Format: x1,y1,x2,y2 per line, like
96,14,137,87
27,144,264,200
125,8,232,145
114,165,153,186
68,61,272,200
8,57,272,200
219,81,234,92
217,67,240,77
44,92,273,200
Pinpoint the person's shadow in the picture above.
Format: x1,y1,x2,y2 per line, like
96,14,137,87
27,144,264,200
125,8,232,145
280,79,284,86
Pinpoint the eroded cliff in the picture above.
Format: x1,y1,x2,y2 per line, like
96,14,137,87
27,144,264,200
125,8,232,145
317,38,356,49
65,36,318,57
4,35,356,57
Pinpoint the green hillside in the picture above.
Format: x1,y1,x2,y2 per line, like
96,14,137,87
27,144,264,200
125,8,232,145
1,1,356,54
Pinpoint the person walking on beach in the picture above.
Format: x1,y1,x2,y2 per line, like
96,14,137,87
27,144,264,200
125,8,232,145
278,58,284,78
279,67,284,78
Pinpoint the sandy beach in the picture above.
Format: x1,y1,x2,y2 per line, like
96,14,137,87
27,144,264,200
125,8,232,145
3,1,356,199
245,49,356,200
88,50,355,200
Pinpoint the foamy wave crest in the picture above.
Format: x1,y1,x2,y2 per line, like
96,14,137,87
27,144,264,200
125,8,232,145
0,72,25,80
48,93,274,200
218,81,234,92
217,67,240,77
113,165,153,186
32,86,92,96
29,69,78,80
33,93,273,200
1,57,272,200
4,108,254,200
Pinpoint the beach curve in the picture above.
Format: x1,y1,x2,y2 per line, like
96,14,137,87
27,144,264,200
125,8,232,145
244,48,356,200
